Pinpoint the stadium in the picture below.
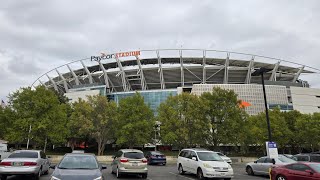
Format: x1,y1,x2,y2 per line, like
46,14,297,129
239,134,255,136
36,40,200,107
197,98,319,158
32,49,320,115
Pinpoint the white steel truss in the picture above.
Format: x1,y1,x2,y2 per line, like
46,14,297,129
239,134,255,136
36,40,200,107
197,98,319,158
81,60,93,84
67,64,80,85
245,56,255,84
56,69,69,92
269,61,280,81
46,74,58,91
223,53,230,84
156,50,166,89
115,56,131,91
292,66,305,82
202,50,206,84
98,61,114,93
180,50,184,87
136,56,147,90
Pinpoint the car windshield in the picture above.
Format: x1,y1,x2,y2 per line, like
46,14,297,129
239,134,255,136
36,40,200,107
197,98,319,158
197,152,224,161
124,152,144,159
58,155,98,169
278,155,296,163
309,164,320,173
151,152,163,155
8,152,38,158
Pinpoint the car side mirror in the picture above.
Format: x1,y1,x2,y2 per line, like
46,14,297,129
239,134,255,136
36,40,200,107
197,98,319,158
272,159,276,165
50,164,56,169
101,164,107,170
254,161,257,163
305,170,313,175
192,157,197,161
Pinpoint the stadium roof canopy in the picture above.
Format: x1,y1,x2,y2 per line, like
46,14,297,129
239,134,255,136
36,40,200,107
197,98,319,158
32,49,319,93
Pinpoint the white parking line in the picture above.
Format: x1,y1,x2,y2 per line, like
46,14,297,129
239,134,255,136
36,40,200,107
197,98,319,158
169,172,195,180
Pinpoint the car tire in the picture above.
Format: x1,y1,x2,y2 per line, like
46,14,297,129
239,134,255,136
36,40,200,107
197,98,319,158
197,168,205,180
34,169,41,180
141,173,148,179
163,162,166,166
246,166,254,175
224,178,231,180
178,164,185,175
0,175,7,180
276,175,287,180
116,167,121,178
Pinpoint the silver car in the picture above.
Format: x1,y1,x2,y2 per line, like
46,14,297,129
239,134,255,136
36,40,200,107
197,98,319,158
246,155,296,176
0,150,50,180
111,149,148,179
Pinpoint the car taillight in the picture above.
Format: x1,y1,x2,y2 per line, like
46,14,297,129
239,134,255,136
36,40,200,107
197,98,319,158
142,159,147,163
120,158,128,163
0,162,12,166
24,162,37,166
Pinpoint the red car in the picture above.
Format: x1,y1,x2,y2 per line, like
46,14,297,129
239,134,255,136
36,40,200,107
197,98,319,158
270,162,320,180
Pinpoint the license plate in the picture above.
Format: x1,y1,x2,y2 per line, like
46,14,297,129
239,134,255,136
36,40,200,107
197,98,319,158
132,162,138,166
13,162,23,166
220,173,225,176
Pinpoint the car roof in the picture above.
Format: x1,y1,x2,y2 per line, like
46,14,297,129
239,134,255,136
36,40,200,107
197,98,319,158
120,149,143,153
13,150,41,153
181,148,212,152
64,153,96,157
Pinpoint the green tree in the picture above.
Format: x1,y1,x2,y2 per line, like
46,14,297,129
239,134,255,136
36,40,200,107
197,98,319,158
295,113,320,152
157,93,209,149
282,110,303,153
7,86,69,151
200,87,248,150
116,93,154,148
249,108,291,153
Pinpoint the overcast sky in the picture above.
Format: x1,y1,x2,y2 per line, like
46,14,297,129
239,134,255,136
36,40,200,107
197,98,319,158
1,0,320,101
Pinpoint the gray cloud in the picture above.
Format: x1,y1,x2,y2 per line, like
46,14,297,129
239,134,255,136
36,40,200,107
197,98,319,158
1,0,320,100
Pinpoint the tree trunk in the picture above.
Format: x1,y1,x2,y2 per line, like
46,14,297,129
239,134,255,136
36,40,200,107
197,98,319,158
43,137,48,153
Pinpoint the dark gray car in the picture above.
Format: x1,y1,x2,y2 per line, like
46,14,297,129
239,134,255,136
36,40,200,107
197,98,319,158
50,153,106,180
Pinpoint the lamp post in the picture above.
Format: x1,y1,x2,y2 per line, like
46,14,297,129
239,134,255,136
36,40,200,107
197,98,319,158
251,67,272,142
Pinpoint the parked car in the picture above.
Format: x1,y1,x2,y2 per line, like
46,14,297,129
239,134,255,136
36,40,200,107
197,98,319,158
215,152,232,164
177,148,233,180
270,162,320,180
292,153,320,163
50,153,107,180
145,151,166,165
280,154,294,159
246,155,296,176
111,149,148,178
0,150,50,180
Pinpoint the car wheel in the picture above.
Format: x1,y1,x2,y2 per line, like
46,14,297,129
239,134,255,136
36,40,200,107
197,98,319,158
163,162,166,166
116,167,121,178
276,175,287,180
178,164,185,175
34,169,41,180
0,175,7,180
197,168,205,180
141,173,148,179
246,166,254,175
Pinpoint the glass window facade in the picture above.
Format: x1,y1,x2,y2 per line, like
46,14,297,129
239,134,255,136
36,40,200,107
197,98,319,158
107,90,177,113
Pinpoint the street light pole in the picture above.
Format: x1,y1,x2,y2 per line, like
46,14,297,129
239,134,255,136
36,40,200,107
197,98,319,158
251,67,272,142
260,73,272,142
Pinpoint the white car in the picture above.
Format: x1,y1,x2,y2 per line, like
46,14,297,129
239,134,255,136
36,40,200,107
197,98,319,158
177,148,233,179
0,150,50,180
215,152,232,164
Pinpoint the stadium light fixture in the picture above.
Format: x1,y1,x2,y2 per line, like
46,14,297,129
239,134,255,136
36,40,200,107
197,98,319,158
251,67,272,142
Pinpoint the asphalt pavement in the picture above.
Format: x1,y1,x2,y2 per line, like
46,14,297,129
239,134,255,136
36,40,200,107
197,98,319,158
5,163,269,180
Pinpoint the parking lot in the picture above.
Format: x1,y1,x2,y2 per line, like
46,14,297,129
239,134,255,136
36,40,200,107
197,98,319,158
5,163,268,180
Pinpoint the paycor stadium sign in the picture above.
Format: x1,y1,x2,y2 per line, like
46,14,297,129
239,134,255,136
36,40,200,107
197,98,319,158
91,50,140,62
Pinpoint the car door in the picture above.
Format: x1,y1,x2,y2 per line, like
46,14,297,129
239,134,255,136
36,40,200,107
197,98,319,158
40,151,50,172
260,158,273,175
288,164,316,180
182,151,191,172
252,157,266,174
188,151,198,174
111,151,122,172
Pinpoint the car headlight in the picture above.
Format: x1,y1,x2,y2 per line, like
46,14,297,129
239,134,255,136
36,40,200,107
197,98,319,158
93,176,102,180
203,163,212,168
50,176,61,180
